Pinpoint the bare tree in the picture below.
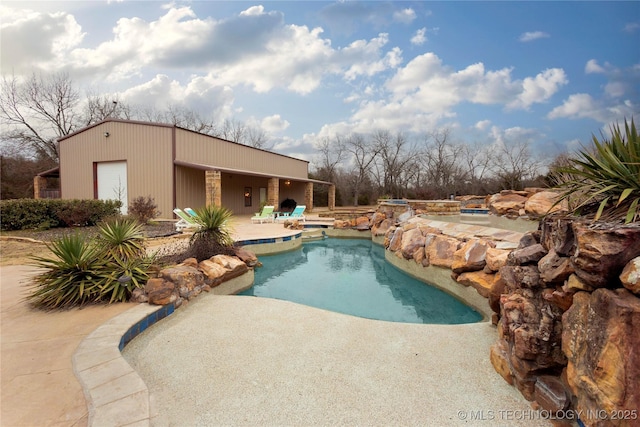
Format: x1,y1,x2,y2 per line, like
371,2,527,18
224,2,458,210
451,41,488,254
312,136,345,181
372,130,417,198
216,118,270,149
419,128,465,198
84,93,133,125
343,133,381,206
491,141,542,190
459,141,493,195
0,72,80,161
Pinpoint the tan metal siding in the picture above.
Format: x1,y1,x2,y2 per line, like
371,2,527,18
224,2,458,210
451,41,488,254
59,122,175,219
175,129,308,178
175,166,206,211
219,173,274,215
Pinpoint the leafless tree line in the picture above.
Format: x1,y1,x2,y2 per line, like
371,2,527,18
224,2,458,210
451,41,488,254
311,128,546,206
0,72,270,164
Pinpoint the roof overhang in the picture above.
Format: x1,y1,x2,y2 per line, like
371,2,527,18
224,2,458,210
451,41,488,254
174,160,332,186
37,167,60,178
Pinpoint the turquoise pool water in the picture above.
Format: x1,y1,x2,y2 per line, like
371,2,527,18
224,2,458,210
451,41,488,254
239,239,482,324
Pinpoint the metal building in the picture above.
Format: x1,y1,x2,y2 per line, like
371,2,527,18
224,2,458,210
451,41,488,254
52,119,334,218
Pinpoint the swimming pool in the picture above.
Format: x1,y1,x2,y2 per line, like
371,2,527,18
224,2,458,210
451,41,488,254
239,238,482,324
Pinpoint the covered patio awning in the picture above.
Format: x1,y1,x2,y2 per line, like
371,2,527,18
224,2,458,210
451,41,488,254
174,160,332,186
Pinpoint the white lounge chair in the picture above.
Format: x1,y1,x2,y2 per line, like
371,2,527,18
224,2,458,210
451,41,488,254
173,208,201,231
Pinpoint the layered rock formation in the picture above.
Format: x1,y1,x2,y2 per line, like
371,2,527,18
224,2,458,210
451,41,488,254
491,216,640,426
134,249,258,307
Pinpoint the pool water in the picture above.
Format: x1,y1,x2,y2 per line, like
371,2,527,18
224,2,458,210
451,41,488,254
239,239,482,324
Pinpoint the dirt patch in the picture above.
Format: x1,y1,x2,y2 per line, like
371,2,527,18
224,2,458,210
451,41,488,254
0,223,187,266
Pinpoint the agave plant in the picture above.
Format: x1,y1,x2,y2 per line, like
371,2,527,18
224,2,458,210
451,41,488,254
26,233,110,309
188,205,235,261
96,217,147,260
100,255,154,303
551,118,639,223
27,217,156,309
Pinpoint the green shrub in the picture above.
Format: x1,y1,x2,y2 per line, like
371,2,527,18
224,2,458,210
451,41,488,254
96,217,147,260
128,196,159,224
0,199,121,231
27,234,111,309
26,217,154,309
187,205,235,261
551,118,639,223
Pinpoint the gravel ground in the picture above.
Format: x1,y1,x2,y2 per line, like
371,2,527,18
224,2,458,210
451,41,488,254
0,222,182,266
1,222,179,242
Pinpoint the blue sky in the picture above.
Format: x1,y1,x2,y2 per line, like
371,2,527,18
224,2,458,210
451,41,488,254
2,1,639,164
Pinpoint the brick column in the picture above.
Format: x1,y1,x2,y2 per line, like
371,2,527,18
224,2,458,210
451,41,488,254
328,185,336,211
33,176,47,199
267,177,279,208
205,170,222,207
305,182,314,212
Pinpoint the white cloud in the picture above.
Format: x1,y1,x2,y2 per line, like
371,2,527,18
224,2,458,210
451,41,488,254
519,31,550,42
475,120,491,131
393,8,416,24
0,6,85,73
386,53,566,111
507,68,568,110
623,22,640,33
261,114,290,133
585,59,607,74
548,93,637,123
4,5,404,97
411,28,427,45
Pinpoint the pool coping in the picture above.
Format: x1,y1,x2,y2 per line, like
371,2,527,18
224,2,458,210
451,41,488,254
73,274,251,426
73,218,526,426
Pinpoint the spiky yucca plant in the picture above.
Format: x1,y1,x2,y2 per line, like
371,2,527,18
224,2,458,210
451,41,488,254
551,118,639,224
27,218,155,309
188,205,235,261
27,234,110,309
96,217,147,260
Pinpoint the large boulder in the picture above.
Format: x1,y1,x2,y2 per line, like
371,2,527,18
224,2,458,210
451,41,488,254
524,191,566,217
145,278,177,305
562,288,640,426
400,227,426,260
451,239,490,274
425,235,461,269
372,218,394,236
234,247,260,267
485,247,511,272
538,249,574,284
387,227,403,252
160,264,205,291
488,193,528,216
620,256,640,295
456,270,496,298
507,243,547,266
541,217,575,256
571,223,640,289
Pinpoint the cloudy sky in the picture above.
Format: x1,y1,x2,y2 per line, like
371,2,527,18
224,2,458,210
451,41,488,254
2,1,639,162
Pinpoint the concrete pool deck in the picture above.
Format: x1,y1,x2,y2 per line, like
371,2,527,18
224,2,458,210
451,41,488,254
1,212,550,426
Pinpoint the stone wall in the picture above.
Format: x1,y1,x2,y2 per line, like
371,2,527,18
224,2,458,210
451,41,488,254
491,216,640,426
134,248,260,307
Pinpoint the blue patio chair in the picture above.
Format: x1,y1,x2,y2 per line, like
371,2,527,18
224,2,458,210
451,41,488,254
276,205,306,222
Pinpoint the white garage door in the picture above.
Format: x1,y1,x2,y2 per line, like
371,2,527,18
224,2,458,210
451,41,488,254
97,161,128,214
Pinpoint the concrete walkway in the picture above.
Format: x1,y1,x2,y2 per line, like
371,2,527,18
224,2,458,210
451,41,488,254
123,295,549,427
0,265,134,426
